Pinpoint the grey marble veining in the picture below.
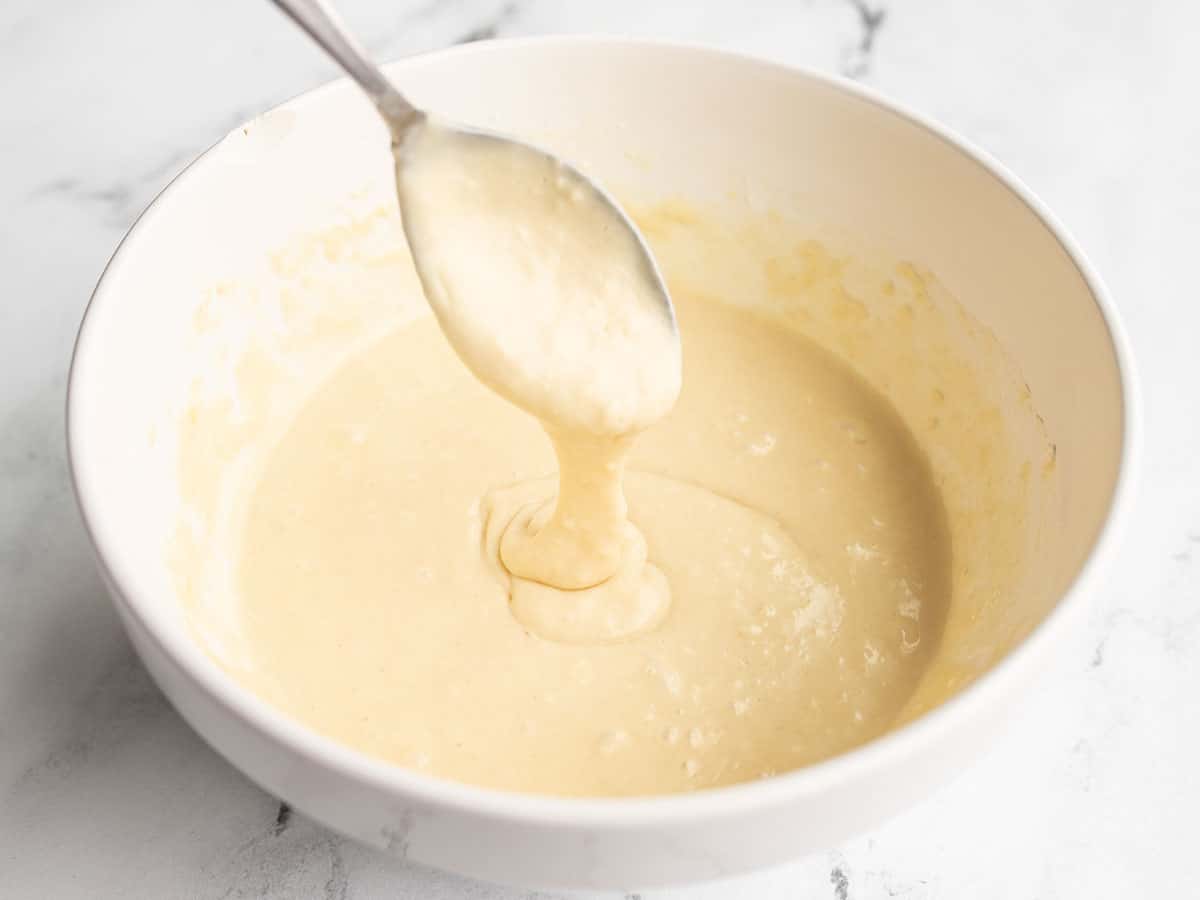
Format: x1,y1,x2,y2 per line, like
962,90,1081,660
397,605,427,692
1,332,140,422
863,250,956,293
2,1,1198,897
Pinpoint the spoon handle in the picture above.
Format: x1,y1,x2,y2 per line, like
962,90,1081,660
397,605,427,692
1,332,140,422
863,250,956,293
268,0,422,139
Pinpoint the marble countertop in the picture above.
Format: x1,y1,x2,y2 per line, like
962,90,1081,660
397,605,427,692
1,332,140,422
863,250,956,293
2,1,1196,897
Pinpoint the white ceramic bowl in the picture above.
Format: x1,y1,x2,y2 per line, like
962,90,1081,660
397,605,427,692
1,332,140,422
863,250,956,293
68,38,1138,890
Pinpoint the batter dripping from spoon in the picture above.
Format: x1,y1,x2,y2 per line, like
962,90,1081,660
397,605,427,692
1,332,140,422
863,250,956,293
395,119,681,643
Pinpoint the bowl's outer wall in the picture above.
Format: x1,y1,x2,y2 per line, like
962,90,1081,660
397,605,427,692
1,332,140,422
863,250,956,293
114,575,1023,888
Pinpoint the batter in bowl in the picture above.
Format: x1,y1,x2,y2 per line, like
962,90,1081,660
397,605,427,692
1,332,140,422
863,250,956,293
178,137,964,796
232,293,949,796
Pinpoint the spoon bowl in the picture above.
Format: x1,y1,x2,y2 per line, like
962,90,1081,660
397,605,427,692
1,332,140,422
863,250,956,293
270,0,680,424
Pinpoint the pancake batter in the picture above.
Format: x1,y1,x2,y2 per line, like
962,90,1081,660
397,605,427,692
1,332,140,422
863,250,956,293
175,178,1061,795
173,122,1000,794
234,292,949,796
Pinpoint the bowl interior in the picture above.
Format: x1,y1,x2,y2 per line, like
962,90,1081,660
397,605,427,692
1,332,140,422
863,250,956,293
71,40,1126,774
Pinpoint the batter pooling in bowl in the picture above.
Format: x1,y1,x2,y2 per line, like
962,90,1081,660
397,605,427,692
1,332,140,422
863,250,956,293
231,285,950,796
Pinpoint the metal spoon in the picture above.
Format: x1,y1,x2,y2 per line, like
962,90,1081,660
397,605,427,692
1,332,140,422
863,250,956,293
268,0,421,143
265,0,678,336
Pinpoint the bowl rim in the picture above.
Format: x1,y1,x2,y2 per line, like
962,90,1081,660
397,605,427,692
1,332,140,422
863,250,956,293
66,34,1141,829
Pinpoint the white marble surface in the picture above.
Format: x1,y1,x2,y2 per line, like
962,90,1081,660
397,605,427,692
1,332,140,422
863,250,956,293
1,0,1197,896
